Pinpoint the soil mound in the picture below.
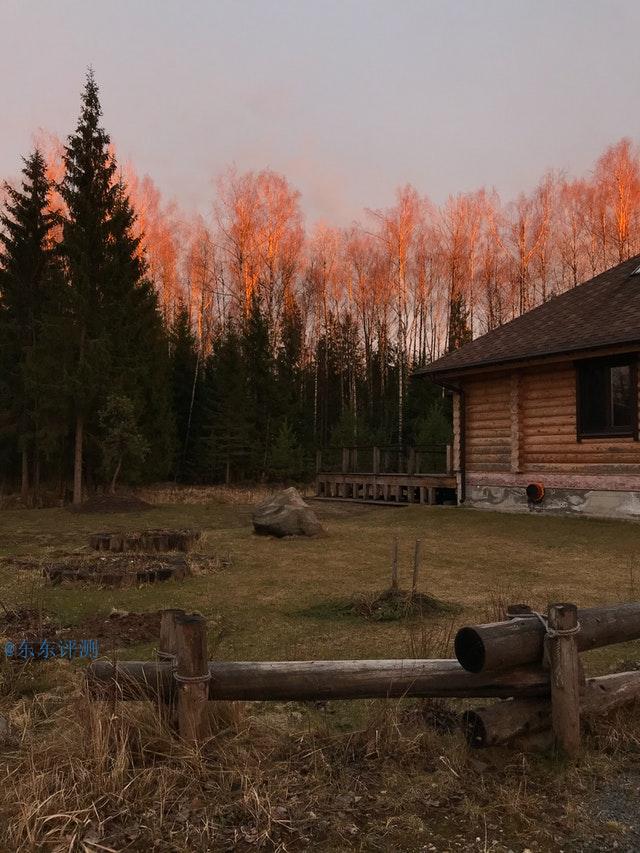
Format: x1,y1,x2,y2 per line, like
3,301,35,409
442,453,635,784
68,494,152,514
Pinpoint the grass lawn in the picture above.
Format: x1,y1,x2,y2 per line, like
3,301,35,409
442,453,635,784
1,499,639,668
2,497,640,852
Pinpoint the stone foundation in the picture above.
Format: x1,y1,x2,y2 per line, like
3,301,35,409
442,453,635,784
465,483,640,519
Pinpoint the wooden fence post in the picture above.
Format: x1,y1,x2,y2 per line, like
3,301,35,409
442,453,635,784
412,540,422,598
156,608,184,725
548,603,581,758
391,537,399,591
158,608,184,663
175,613,210,745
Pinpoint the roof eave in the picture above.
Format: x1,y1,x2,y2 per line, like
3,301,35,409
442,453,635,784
414,338,640,382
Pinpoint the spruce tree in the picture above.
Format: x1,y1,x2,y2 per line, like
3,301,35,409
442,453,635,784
202,322,252,482
0,149,60,500
60,71,174,499
59,70,118,503
170,302,201,480
242,294,275,478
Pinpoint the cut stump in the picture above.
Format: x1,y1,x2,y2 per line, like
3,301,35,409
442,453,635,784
89,529,202,553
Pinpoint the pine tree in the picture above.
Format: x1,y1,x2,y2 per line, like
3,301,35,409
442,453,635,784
0,149,60,500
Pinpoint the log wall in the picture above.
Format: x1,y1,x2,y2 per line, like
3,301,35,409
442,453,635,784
462,361,640,478
463,373,512,472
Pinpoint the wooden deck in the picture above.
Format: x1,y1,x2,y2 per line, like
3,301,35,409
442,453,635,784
315,471,457,504
314,445,457,505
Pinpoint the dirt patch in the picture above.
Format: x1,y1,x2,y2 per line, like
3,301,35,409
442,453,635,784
0,607,58,647
69,609,162,648
0,607,161,649
68,494,152,514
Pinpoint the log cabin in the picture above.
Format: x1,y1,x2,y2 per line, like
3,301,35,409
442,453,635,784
416,256,640,519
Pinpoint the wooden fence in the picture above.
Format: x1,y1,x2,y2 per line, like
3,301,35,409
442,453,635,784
316,444,453,477
87,602,640,755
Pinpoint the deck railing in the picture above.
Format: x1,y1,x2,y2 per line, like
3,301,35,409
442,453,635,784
316,444,452,476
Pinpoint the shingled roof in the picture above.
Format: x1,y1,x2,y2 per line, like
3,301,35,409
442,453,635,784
416,255,640,379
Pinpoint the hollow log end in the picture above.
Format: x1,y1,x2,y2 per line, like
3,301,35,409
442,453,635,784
454,627,485,673
176,612,206,626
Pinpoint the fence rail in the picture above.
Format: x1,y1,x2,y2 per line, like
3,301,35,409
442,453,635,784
87,601,640,756
315,444,452,476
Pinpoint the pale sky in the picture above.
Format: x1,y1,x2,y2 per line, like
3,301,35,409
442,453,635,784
2,0,640,225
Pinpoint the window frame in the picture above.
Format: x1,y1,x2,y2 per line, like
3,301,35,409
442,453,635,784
575,354,639,441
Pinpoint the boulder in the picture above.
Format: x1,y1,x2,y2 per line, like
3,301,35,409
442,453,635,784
252,488,324,538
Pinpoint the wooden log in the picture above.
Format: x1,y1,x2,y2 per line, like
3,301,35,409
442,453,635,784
175,613,210,744
548,603,581,756
463,671,640,748
86,658,551,703
455,602,640,673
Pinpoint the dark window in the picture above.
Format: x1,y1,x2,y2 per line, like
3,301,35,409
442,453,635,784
576,356,637,438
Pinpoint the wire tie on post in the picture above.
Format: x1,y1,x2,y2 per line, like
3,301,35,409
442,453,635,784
173,671,212,685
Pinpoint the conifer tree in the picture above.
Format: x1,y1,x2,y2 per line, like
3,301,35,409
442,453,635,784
242,294,275,477
202,322,252,482
60,71,174,499
170,302,201,479
0,149,60,500
59,70,118,503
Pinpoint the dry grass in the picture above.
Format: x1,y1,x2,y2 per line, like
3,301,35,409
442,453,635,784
2,499,640,849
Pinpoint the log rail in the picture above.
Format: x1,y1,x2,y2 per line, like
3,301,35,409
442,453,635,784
85,602,640,755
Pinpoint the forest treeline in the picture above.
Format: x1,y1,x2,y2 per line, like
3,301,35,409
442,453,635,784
2,72,640,501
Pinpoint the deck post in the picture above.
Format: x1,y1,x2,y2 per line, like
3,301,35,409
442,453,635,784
446,444,453,475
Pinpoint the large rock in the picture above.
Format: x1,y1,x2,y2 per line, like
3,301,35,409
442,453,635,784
252,488,324,538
